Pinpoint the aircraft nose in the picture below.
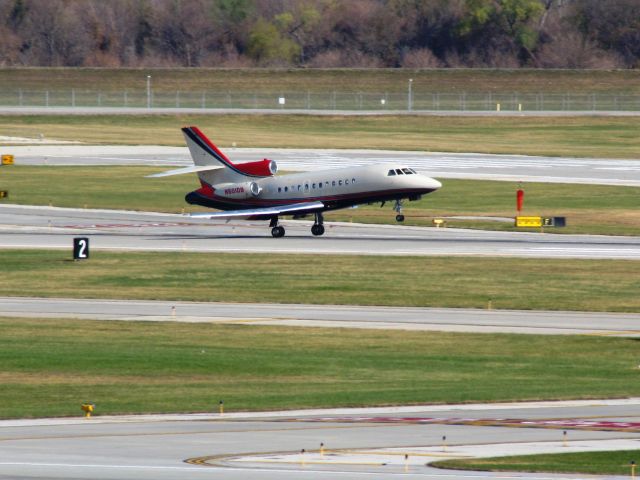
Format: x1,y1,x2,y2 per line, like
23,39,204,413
424,177,442,190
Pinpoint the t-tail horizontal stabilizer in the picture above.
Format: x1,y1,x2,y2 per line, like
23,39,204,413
146,165,225,178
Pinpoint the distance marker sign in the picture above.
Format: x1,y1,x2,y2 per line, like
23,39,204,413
73,237,89,260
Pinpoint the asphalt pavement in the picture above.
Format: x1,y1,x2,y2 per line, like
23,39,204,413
1,399,639,480
1,297,639,337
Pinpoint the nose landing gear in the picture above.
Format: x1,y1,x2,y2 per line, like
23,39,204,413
311,212,325,236
394,200,405,222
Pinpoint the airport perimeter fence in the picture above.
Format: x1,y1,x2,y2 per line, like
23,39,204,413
1,89,640,111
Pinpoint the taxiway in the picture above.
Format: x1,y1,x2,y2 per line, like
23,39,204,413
1,399,639,480
2,296,639,337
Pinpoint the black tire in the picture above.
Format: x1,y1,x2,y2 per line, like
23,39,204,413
311,224,325,236
396,214,405,222
271,226,285,238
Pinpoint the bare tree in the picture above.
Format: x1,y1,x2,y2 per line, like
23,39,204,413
537,31,622,68
20,0,90,66
150,0,218,66
401,48,442,68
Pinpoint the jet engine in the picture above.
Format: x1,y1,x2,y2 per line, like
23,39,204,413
234,159,277,177
216,181,263,199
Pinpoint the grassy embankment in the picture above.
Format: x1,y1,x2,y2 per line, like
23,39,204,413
433,451,640,476
2,114,640,158
2,250,640,312
0,317,638,418
2,166,639,235
2,68,640,93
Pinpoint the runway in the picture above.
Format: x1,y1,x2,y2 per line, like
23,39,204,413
2,296,640,337
1,399,639,480
1,204,640,259
6,144,640,186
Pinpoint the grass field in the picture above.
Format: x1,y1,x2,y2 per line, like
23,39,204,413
2,68,640,94
433,450,640,476
2,166,639,235
2,251,640,312
2,115,640,158
0,317,638,418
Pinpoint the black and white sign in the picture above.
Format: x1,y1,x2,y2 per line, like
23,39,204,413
73,237,89,260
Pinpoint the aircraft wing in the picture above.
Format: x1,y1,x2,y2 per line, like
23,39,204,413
188,201,325,220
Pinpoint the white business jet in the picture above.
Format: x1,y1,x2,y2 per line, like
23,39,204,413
149,126,442,237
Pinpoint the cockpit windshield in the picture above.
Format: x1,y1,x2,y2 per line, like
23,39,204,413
388,167,417,176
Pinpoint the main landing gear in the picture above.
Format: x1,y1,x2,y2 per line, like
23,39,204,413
311,212,325,236
394,199,405,222
270,217,285,238
270,213,325,238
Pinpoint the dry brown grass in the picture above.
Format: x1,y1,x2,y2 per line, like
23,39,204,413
1,68,640,93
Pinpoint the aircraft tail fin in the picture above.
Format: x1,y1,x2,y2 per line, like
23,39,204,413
149,127,277,182
182,126,277,178
182,126,235,168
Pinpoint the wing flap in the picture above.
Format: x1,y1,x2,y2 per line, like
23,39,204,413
189,201,324,220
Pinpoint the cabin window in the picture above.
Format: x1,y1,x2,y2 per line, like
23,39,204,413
345,179,349,185
332,180,336,186
298,185,302,191
395,169,404,175
402,168,412,174
388,169,396,176
352,178,356,183
278,187,282,193
312,183,316,189
318,182,322,189
338,180,343,186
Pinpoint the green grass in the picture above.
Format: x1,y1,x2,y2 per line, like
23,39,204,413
2,166,639,235
433,450,640,476
2,251,640,312
2,115,640,158
2,68,640,93
0,317,638,418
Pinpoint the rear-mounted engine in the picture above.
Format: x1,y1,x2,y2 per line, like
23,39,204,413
234,159,277,177
217,181,262,199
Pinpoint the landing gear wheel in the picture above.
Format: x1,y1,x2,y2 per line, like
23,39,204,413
271,226,285,238
311,224,325,236
396,214,405,222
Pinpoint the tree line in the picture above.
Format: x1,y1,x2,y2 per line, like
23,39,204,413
0,0,638,69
